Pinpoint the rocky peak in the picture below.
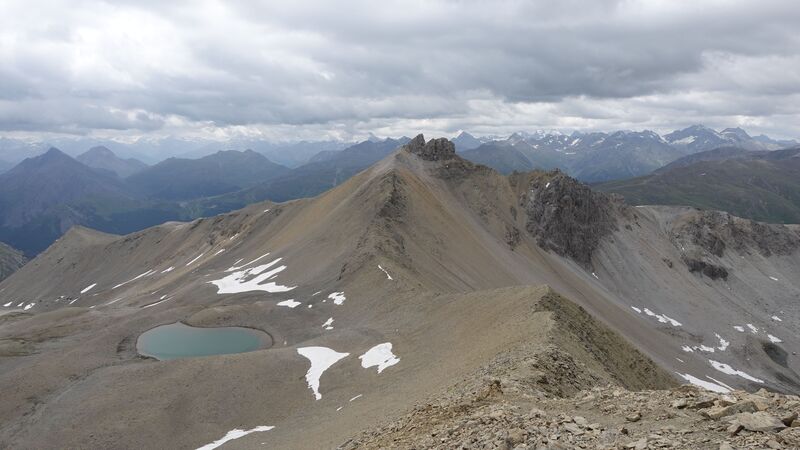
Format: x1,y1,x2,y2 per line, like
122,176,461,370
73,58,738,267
403,134,456,161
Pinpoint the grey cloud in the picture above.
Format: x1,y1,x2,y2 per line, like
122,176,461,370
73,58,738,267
0,0,798,139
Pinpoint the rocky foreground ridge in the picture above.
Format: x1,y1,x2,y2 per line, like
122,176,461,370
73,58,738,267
343,382,800,449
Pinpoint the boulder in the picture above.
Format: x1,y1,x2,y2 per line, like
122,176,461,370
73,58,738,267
702,400,757,419
732,412,787,432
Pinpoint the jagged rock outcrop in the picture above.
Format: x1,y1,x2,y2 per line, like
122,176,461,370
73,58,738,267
402,134,457,161
523,170,622,267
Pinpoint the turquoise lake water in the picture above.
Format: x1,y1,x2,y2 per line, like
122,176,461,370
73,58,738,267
136,322,270,360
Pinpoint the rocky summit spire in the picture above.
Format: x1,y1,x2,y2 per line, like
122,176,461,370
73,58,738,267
402,134,456,161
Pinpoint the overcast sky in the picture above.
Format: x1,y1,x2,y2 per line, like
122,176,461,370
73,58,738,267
1,0,799,142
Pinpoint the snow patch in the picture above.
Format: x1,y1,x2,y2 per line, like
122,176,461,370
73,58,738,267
715,334,729,351
226,253,271,272
349,394,362,402
322,317,334,330
643,308,682,327
196,425,275,450
112,270,154,290
733,326,745,333
630,306,642,313
591,272,599,280
142,297,171,309
673,136,697,145
297,347,350,400
378,265,393,280
81,283,97,294
706,376,735,392
709,360,763,383
186,253,205,266
277,299,300,308
771,316,782,322
359,342,400,373
746,324,758,334
769,276,779,281
2,302,11,307
328,292,346,305
161,266,175,274
676,373,731,393
24,303,35,310
767,334,782,343
684,344,715,353
209,258,295,294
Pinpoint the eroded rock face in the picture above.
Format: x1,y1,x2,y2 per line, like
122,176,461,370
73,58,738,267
671,210,800,279
403,134,456,161
523,171,622,267
674,210,800,258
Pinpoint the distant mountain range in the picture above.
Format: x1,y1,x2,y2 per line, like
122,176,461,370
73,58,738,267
459,125,797,182
595,146,800,224
0,125,796,256
127,150,289,201
188,137,411,215
0,136,352,168
0,146,294,255
0,139,413,256
0,125,794,169
0,148,181,255
664,125,797,153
